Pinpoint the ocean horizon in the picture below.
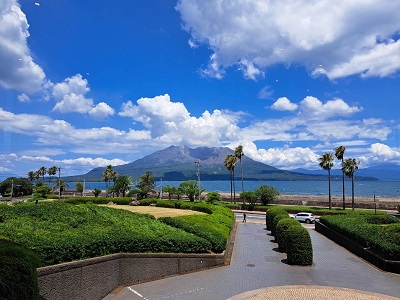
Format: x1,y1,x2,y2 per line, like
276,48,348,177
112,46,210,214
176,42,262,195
74,180,400,198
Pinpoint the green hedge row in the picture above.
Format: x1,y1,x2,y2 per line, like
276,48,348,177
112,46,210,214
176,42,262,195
0,202,213,266
319,214,400,260
64,196,132,205
0,238,43,300
266,208,313,265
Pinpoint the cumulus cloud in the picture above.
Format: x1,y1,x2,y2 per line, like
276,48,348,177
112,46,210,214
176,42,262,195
271,97,298,111
176,0,400,80
298,97,362,118
0,0,46,94
119,94,242,145
52,74,115,118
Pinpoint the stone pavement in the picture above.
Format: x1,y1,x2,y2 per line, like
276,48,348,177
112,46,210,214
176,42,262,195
105,214,400,300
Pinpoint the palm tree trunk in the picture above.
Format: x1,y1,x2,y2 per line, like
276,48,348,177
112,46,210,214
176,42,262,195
351,176,355,211
240,159,244,193
230,171,233,203
342,158,345,210
328,169,332,210
233,169,236,204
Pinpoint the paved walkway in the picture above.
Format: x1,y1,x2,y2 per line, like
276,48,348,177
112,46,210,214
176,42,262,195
106,214,400,300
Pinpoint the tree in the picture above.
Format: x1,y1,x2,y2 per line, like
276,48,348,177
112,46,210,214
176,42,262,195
206,191,221,204
136,171,155,199
240,191,257,205
48,166,58,187
235,145,245,193
38,166,47,182
163,185,174,200
0,177,33,197
76,182,84,196
319,153,334,210
334,145,346,210
54,180,69,196
27,171,36,183
102,165,117,197
342,158,359,211
254,184,280,205
224,154,237,203
179,180,205,202
92,188,101,197
33,185,52,199
113,175,133,197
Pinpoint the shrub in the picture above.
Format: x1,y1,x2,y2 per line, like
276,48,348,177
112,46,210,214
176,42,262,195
156,200,175,208
206,192,221,204
271,212,289,237
286,225,313,265
0,238,43,300
92,188,101,197
254,184,280,205
240,191,257,205
276,218,301,252
138,198,158,206
64,196,131,205
266,207,287,231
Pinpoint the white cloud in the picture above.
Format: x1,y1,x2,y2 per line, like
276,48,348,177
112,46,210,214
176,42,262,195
0,0,46,94
271,97,298,111
298,96,362,118
52,74,115,118
257,86,274,100
240,142,320,170
17,93,30,102
176,0,400,80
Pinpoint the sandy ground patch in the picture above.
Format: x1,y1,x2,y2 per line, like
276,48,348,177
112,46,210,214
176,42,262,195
100,205,205,218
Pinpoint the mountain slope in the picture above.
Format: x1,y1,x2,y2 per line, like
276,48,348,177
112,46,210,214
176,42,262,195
64,146,378,181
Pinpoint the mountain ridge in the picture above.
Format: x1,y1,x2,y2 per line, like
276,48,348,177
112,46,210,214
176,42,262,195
63,145,378,182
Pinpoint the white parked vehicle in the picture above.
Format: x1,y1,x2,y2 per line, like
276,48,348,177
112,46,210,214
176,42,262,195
290,212,315,224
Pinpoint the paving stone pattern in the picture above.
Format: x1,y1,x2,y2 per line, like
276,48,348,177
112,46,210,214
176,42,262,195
106,216,400,300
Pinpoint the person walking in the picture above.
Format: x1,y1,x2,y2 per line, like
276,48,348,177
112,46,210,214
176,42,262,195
243,212,246,222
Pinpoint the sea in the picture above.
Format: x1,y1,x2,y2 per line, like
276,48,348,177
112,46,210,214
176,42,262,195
74,180,400,198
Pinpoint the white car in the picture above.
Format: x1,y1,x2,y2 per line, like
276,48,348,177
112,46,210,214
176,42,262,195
290,212,315,224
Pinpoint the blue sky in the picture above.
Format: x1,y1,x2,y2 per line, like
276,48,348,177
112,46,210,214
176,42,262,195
1,0,400,178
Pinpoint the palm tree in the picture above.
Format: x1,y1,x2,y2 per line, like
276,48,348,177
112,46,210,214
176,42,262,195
114,175,133,197
27,171,36,182
54,180,69,196
342,158,359,211
37,166,47,183
224,154,237,203
334,146,346,209
48,166,58,188
319,153,334,210
235,145,245,193
102,165,117,197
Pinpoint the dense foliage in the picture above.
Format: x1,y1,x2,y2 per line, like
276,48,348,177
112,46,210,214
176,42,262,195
0,238,43,300
64,196,132,205
266,207,287,231
0,202,213,266
254,184,280,205
319,214,400,260
276,218,301,252
0,177,33,197
286,225,313,265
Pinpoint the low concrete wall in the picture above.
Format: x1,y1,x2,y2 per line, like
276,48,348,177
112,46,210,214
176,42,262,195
315,221,400,274
37,219,237,300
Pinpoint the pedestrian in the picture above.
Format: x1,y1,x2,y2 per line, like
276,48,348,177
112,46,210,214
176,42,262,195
243,212,246,222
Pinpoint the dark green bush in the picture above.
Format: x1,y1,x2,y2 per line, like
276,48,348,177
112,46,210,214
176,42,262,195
286,225,313,265
364,214,399,225
156,200,176,208
266,207,287,231
0,202,213,265
64,196,131,205
159,217,225,253
320,214,400,260
0,239,43,300
271,212,289,236
138,198,158,206
276,218,301,252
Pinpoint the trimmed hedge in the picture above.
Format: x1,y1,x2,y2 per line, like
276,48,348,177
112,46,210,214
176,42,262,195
276,218,301,252
319,214,400,260
64,196,132,205
286,225,313,265
0,238,43,300
266,207,287,231
0,202,212,266
271,211,290,236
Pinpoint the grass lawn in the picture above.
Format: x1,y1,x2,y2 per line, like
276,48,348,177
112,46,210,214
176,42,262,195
100,204,205,218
